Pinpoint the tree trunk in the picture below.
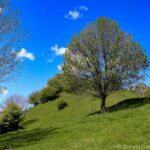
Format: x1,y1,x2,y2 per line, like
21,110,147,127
101,97,106,113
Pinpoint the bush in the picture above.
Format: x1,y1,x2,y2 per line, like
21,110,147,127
47,73,86,93
28,86,60,106
39,86,59,103
57,100,68,110
28,91,41,106
129,84,149,95
47,74,65,92
4,95,27,110
144,89,150,97
0,101,23,133
28,73,87,107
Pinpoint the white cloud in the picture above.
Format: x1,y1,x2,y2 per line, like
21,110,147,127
47,58,54,63
65,10,80,20
46,44,67,63
17,48,35,61
1,88,8,96
57,64,62,71
65,6,88,20
50,44,67,56
79,6,88,11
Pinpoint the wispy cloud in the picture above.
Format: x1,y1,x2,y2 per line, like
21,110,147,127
41,7,48,12
46,44,67,63
79,6,88,11
65,5,88,20
65,10,80,20
57,64,62,71
50,44,67,56
17,48,35,61
47,57,54,63
0,88,8,96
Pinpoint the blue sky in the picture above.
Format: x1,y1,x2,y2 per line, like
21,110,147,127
0,0,150,103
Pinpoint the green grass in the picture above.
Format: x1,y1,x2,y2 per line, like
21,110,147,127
0,90,150,150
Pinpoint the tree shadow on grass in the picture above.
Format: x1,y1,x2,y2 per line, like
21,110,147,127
22,119,38,127
89,98,150,115
0,127,59,150
107,97,150,112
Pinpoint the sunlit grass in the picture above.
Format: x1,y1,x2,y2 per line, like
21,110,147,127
0,91,150,150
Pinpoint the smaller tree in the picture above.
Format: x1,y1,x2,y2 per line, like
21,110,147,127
2,95,27,110
0,95,26,133
28,87,60,106
129,84,149,95
39,86,59,103
0,0,23,88
62,73,87,93
47,74,65,92
47,73,86,93
0,100,23,132
28,91,40,106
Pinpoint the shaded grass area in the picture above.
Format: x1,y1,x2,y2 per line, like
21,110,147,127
89,97,150,115
0,91,150,150
21,119,38,127
107,97,150,112
0,127,58,150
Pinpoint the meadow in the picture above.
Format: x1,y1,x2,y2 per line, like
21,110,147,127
0,91,150,150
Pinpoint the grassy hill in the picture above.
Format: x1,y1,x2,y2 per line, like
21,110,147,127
0,91,150,150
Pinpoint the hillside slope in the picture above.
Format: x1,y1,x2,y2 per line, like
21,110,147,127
0,91,150,150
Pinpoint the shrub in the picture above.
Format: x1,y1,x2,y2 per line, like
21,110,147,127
28,86,60,106
144,88,150,97
47,73,86,93
4,95,27,110
39,86,59,103
129,84,149,95
47,74,65,92
28,91,41,106
57,100,68,110
0,101,23,133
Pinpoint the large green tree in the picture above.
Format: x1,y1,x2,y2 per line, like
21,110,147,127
63,17,149,113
